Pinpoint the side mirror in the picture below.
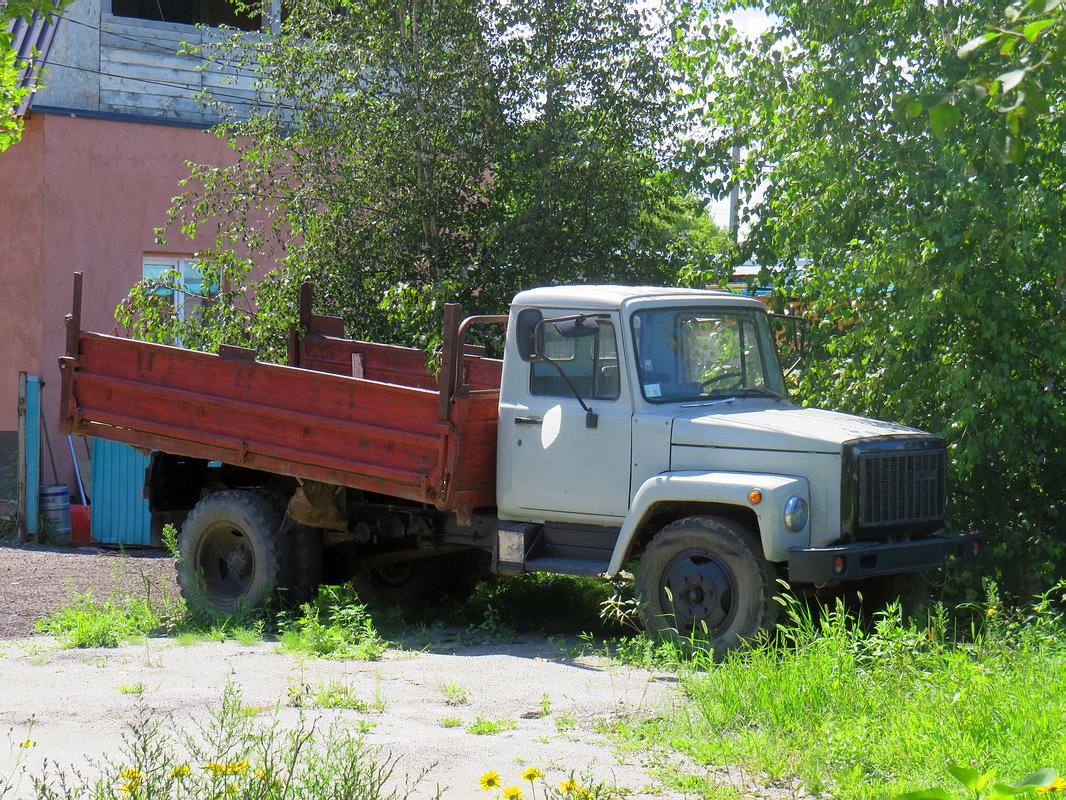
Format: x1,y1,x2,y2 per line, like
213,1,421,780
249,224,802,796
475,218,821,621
515,308,543,362
768,311,807,376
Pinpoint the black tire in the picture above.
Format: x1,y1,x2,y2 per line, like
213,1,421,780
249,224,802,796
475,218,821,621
288,524,324,605
351,556,447,615
440,549,489,606
178,490,287,615
637,515,777,655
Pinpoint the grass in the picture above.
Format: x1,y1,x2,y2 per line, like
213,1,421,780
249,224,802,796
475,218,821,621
554,712,577,733
278,585,388,660
440,716,462,728
287,679,387,713
35,589,163,648
466,716,517,735
1,686,410,800
608,582,1066,800
439,682,469,705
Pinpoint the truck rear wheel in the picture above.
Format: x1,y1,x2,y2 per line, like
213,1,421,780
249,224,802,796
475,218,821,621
178,490,287,615
637,516,777,655
351,556,444,615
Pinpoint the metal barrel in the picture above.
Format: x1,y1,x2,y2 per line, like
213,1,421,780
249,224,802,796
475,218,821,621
39,484,72,544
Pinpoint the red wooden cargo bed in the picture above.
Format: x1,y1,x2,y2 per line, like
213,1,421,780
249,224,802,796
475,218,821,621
59,275,505,516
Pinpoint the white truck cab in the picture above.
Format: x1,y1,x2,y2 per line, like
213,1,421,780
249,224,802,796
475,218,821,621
493,286,980,650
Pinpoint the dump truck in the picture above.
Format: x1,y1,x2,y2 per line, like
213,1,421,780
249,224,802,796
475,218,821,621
59,273,980,651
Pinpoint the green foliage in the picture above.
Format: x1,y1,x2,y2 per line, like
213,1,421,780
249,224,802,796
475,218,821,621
287,679,385,713
35,588,167,648
671,0,1065,594
118,0,729,358
1,0,69,151
893,765,1061,799
950,0,1064,151
465,716,517,735
438,682,470,706
609,583,1066,800
278,584,388,660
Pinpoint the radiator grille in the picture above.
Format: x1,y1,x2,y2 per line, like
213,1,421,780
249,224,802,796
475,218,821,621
858,449,946,529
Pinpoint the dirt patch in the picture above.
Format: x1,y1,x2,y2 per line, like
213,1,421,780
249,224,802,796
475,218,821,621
0,637,679,798
0,542,177,638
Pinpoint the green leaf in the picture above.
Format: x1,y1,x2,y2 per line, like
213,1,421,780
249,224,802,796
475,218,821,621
997,69,1027,93
1022,18,1056,41
891,790,954,800
989,784,1037,798
947,765,981,792
958,31,1000,57
928,102,961,138
1013,769,1057,789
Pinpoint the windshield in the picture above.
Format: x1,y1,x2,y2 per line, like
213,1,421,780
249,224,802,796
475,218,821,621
631,306,787,403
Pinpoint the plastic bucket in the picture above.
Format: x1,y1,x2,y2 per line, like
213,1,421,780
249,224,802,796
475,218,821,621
70,504,92,545
39,485,72,544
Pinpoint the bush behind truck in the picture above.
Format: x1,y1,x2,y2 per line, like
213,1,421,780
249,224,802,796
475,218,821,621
59,274,980,653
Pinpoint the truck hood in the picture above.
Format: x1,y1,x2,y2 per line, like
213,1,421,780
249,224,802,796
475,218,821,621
671,404,927,455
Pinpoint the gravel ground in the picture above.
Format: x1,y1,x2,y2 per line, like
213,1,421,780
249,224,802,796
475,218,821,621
0,637,682,798
0,543,799,799
0,542,178,638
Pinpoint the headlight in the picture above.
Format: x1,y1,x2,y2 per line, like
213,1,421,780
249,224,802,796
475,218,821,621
784,496,809,532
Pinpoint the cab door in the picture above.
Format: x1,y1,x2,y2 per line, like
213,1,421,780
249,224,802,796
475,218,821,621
500,312,632,519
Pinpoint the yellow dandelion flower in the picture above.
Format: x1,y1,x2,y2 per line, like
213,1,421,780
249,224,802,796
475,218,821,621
986,608,997,617
502,786,523,800
170,764,191,779
19,740,35,749
559,778,580,795
120,767,145,782
1038,776,1066,794
118,782,139,795
521,766,543,782
480,770,501,791
227,760,248,775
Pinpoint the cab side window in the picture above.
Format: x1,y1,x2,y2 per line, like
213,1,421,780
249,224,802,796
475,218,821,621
530,319,620,400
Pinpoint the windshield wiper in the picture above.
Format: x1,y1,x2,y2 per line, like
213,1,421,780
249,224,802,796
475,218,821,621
680,397,738,408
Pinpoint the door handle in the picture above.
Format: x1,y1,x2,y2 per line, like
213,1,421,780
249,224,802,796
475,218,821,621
514,416,542,426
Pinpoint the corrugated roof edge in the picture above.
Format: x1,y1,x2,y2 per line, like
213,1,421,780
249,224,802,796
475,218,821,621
6,1,61,116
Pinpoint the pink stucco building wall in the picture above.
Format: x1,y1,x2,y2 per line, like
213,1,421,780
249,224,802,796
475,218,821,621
0,110,258,490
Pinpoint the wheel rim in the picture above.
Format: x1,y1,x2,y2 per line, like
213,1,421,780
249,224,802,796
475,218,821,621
195,521,255,604
661,549,739,635
367,561,418,592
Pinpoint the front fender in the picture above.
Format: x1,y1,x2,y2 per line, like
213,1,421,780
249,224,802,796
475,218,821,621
606,471,811,575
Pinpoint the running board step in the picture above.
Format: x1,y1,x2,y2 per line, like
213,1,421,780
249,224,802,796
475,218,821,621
523,556,610,577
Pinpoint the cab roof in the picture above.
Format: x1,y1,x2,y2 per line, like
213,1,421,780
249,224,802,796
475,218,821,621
510,285,764,311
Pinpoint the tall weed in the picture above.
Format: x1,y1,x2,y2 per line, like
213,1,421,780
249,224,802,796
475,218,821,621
610,581,1066,800
278,584,388,660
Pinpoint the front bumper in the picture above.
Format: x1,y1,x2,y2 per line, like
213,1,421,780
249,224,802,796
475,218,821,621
787,531,981,584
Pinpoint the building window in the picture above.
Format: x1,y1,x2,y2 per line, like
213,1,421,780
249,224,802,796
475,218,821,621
110,0,262,30
143,258,215,345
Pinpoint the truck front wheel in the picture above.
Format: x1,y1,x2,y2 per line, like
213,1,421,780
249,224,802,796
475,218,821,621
178,490,287,615
637,516,777,655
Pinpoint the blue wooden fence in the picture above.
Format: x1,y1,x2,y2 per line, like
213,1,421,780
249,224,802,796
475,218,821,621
90,439,152,545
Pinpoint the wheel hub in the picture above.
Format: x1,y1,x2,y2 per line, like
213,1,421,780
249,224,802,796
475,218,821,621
196,524,255,603
662,549,738,635
226,548,252,579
